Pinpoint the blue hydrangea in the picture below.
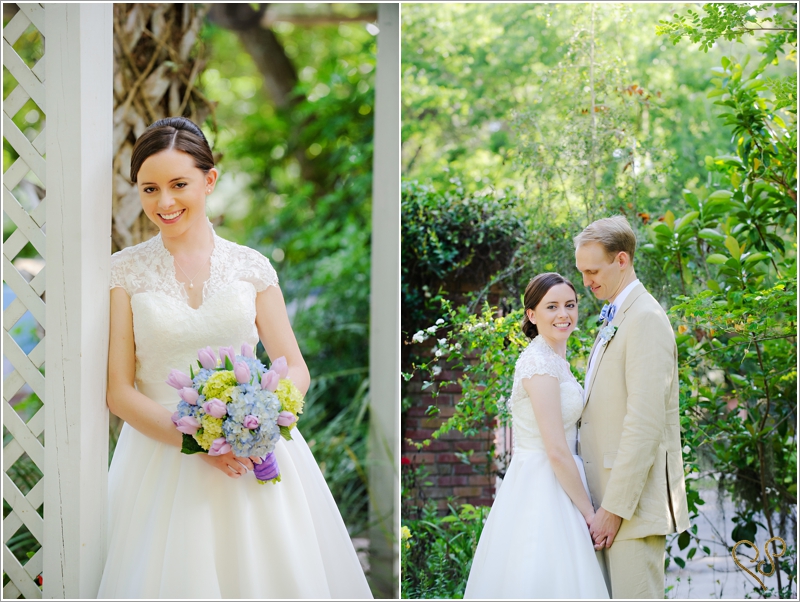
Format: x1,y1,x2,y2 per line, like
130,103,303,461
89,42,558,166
223,386,281,457
175,394,205,421
192,368,216,388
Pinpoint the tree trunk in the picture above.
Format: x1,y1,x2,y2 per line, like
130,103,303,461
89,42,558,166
111,3,214,252
207,3,326,200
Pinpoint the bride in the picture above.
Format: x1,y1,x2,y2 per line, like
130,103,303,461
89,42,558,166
97,117,372,599
464,272,609,599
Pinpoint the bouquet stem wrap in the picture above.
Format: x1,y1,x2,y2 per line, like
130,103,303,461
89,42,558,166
254,452,281,484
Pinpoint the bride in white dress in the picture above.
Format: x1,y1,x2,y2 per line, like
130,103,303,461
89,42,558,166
97,117,372,599
464,273,609,599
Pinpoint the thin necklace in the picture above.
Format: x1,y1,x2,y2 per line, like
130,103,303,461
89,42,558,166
174,251,211,289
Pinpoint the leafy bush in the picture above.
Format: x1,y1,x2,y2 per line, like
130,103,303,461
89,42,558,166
401,180,525,339
401,502,490,599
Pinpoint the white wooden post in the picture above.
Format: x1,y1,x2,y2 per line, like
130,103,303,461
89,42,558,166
368,3,400,598
43,4,113,598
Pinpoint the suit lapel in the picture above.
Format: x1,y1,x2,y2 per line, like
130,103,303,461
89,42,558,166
584,283,647,406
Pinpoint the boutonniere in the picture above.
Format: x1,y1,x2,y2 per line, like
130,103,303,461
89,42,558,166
598,324,618,347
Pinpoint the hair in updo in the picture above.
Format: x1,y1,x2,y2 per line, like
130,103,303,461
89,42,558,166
521,272,577,339
129,116,214,183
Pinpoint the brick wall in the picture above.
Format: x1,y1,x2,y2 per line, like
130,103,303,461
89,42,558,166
402,368,497,513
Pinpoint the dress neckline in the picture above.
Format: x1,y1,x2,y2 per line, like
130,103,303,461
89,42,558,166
153,218,219,310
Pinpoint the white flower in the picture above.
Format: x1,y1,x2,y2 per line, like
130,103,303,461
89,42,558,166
598,325,618,346
454,343,461,350
438,338,447,346
683,445,691,455
426,326,437,334
432,366,442,376
412,331,427,343
434,349,443,358
435,318,445,325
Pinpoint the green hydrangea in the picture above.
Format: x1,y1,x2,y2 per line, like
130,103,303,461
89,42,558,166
203,371,238,403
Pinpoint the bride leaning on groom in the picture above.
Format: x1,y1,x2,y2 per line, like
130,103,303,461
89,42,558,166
464,216,690,599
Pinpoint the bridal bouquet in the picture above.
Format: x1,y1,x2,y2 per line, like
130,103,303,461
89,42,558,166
168,343,305,484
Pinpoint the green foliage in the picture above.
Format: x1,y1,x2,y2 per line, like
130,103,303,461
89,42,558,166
402,3,797,597
657,3,797,53
198,19,375,534
401,502,490,599
401,180,525,338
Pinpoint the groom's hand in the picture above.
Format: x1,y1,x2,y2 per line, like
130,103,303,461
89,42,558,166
590,507,622,549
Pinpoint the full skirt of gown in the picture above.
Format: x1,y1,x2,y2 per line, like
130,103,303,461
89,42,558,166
97,387,372,599
464,448,609,599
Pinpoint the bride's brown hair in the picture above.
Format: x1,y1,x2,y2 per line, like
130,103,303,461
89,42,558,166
129,116,214,184
521,273,577,339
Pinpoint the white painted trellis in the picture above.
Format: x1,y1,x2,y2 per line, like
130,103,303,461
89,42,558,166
3,4,48,599
4,3,113,599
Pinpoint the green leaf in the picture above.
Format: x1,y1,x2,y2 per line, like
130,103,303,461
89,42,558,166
676,211,699,232
724,235,741,260
678,530,691,550
190,363,195,380
225,355,234,371
743,252,769,265
664,210,676,229
706,279,721,292
708,190,734,201
698,228,725,242
706,254,728,265
280,425,293,441
653,223,673,236
674,556,686,568
180,433,206,455
742,79,764,91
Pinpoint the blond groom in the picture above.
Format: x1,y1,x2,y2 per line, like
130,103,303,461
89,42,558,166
575,216,690,599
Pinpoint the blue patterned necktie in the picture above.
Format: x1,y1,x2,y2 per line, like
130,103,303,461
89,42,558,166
598,303,617,325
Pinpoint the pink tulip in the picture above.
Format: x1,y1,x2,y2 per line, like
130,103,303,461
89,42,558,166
171,411,180,426
198,346,217,370
179,387,199,405
203,398,228,419
233,361,251,385
277,411,297,427
241,343,255,359
243,415,260,429
260,370,279,392
175,415,201,435
208,437,231,456
166,369,193,390
271,357,289,379
219,345,236,367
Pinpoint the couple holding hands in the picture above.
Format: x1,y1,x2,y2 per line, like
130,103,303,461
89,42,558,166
464,216,691,599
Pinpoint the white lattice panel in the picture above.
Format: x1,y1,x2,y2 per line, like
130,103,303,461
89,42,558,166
3,3,46,599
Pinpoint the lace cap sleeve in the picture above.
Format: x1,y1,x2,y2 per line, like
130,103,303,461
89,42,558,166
236,245,279,292
109,248,133,295
515,338,562,381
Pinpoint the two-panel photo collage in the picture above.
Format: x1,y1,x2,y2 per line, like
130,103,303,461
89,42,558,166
1,1,796,600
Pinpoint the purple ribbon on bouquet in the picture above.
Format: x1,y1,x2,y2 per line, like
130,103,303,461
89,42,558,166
254,452,280,484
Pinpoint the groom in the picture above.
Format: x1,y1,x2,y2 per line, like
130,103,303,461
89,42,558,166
575,216,690,599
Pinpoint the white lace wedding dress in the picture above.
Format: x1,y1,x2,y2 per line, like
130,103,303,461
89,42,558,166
464,336,609,599
96,227,372,599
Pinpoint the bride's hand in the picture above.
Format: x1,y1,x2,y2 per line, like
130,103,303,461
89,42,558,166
584,511,596,529
200,452,255,478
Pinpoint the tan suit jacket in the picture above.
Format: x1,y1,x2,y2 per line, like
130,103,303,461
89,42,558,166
579,283,690,541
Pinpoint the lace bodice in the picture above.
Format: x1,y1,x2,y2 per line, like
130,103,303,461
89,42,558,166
109,225,278,408
509,336,584,453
